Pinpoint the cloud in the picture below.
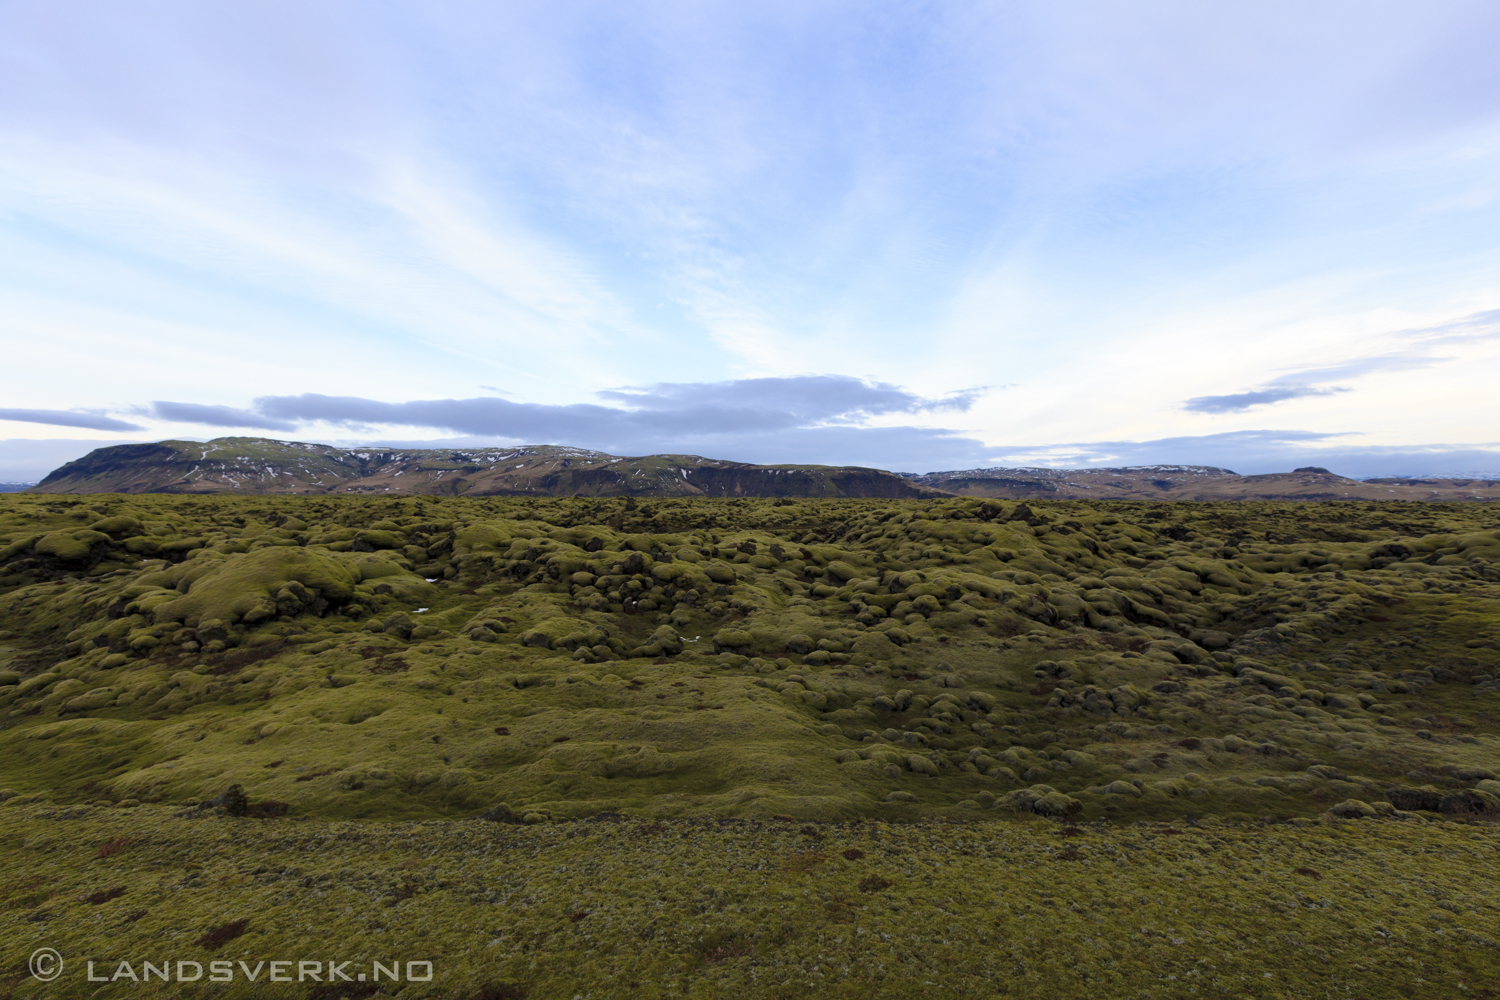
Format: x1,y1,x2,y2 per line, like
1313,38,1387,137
1182,387,1341,414
248,377,987,443
0,408,143,432
149,401,296,431
1266,353,1446,384
1400,307,1500,345
1183,346,1452,413
255,393,631,438
597,376,985,423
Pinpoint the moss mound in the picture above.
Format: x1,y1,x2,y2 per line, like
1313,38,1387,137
0,493,1497,825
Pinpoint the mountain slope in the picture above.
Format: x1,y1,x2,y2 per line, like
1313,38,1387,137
910,465,1500,502
28,437,943,499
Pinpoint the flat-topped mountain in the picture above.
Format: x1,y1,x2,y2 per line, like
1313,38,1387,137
27,437,941,499
910,465,1500,502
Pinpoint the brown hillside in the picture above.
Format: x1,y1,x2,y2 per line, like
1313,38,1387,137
28,437,944,499
911,465,1500,502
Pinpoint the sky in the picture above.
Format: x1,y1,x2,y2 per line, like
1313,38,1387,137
3,0,1500,482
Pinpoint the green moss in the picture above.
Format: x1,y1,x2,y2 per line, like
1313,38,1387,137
0,493,1498,830
32,531,94,561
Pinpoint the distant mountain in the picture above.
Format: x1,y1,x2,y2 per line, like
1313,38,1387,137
21,439,1500,501
907,465,1500,502
26,438,944,499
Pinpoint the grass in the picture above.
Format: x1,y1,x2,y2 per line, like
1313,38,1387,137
2,804,1498,999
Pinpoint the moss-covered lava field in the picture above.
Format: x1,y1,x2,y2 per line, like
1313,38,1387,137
2,493,1498,997
3,806,1497,999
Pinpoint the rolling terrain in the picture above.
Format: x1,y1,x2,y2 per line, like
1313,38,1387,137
2,492,1498,997
1,491,1496,824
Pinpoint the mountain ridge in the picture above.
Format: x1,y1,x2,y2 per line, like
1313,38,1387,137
28,437,945,499
22,437,1500,501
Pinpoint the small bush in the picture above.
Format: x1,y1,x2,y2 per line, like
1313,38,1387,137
82,886,126,905
198,918,249,950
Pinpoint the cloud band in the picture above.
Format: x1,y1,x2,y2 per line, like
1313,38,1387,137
0,408,144,432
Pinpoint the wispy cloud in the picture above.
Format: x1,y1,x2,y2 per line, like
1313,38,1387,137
1183,387,1343,414
1183,347,1455,413
1266,353,1446,385
1400,307,1500,345
0,408,143,432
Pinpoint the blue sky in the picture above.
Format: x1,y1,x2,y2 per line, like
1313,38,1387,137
3,1,1500,481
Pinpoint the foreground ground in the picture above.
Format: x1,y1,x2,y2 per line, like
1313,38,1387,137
1,494,1498,996
2,805,1497,999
